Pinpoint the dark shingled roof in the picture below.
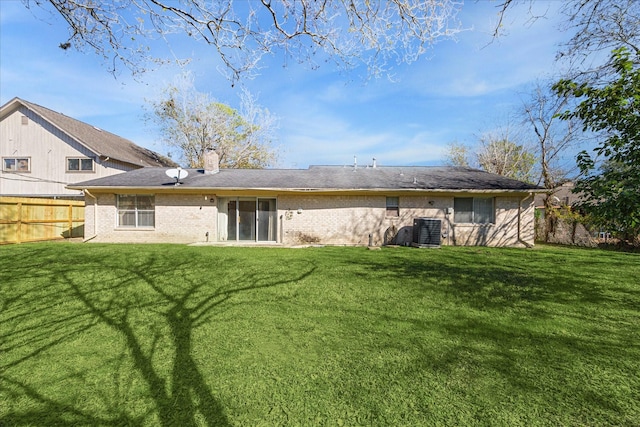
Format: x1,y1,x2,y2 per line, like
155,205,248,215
69,165,542,192
1,97,176,168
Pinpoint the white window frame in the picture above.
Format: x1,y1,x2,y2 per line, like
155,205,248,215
3,157,31,172
454,197,495,224
66,157,95,172
116,195,155,228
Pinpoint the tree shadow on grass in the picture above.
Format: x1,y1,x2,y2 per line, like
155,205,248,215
350,247,626,310
0,246,315,426
320,293,637,425
321,247,639,423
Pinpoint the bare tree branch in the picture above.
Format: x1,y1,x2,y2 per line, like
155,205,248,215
25,0,465,82
495,0,639,82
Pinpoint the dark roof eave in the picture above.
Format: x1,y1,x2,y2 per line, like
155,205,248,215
68,185,542,193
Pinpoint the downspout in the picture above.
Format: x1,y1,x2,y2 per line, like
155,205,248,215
83,189,98,242
518,192,534,248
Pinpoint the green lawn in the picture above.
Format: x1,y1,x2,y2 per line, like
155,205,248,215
1,243,638,426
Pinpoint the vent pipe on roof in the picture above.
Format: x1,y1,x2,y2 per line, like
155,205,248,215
204,149,219,174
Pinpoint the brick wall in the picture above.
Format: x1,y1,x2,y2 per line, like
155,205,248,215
87,192,536,247
448,196,535,247
279,194,535,247
90,193,215,243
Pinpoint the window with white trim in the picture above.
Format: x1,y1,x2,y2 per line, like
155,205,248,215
386,197,399,217
454,197,495,224
3,157,30,172
117,195,155,228
67,157,94,172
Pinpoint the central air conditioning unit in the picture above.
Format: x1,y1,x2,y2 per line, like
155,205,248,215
412,218,442,248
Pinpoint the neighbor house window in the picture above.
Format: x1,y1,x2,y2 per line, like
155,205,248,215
454,197,494,224
67,157,94,172
386,197,399,217
3,157,30,172
117,195,155,228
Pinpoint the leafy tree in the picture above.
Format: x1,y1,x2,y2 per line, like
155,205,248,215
496,1,639,241
521,81,582,241
553,47,640,241
29,0,465,81
476,137,537,184
147,74,277,168
443,141,471,167
444,127,537,184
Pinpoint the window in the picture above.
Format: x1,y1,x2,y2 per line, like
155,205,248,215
454,197,494,224
3,157,30,172
117,195,155,228
67,157,94,172
386,197,399,217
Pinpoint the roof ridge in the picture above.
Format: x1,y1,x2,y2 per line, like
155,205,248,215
20,98,117,155
3,97,176,168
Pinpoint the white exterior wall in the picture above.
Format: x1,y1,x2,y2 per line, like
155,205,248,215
0,107,132,197
87,192,535,247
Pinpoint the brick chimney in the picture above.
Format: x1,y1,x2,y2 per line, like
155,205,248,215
203,149,219,174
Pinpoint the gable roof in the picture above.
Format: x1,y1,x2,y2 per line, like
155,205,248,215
0,97,176,168
69,165,543,193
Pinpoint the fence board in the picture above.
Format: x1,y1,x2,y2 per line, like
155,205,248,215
0,197,84,244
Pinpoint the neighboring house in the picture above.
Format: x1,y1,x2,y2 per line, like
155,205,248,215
69,154,542,247
1,97,175,198
534,181,581,213
534,182,597,246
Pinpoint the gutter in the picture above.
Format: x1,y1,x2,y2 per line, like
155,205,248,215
83,189,98,242
67,185,543,194
518,192,534,248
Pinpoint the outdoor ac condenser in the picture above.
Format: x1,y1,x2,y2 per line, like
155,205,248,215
412,218,442,248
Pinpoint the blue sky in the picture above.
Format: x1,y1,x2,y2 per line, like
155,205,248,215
0,1,570,169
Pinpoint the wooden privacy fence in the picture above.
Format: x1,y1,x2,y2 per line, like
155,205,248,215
0,197,84,244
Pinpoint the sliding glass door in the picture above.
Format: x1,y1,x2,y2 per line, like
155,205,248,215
238,199,256,241
258,198,277,241
218,197,277,242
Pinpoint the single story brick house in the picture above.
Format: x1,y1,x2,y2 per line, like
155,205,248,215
68,157,541,247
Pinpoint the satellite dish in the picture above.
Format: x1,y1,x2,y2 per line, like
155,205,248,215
166,167,188,185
